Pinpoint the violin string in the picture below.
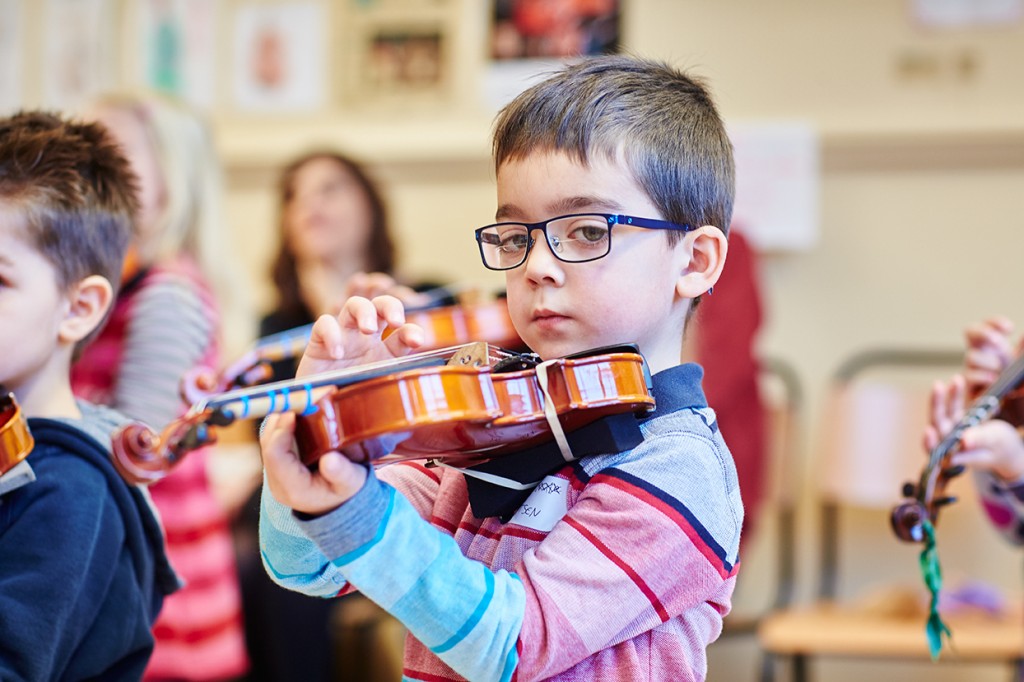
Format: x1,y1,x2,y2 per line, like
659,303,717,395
197,343,523,418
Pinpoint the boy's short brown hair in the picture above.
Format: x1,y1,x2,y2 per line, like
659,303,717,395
0,111,138,296
492,55,735,243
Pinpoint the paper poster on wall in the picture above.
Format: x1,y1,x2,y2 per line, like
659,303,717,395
137,0,219,110
42,0,117,110
728,122,820,252
0,0,24,114
231,1,326,114
483,0,620,110
912,0,1023,27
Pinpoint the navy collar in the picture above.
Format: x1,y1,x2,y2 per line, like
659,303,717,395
642,362,707,421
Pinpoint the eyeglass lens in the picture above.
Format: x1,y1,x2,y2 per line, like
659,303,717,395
478,214,612,269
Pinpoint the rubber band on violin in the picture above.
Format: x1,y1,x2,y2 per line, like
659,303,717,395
181,292,526,405
112,341,655,485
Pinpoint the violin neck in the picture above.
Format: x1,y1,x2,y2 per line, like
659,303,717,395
928,352,1024,469
195,342,520,422
986,353,1024,402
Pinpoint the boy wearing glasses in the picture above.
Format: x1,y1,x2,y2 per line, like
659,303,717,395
258,55,740,682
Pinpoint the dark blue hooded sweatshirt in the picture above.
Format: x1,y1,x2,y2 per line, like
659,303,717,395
0,403,178,681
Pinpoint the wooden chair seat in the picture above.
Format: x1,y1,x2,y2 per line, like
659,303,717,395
759,600,1024,661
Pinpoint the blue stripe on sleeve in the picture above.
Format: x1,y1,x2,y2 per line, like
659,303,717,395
331,486,396,566
431,567,495,654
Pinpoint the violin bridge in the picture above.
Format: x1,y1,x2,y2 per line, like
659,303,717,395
448,342,491,367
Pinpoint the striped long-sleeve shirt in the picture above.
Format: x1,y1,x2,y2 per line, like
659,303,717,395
976,470,1024,545
261,362,743,681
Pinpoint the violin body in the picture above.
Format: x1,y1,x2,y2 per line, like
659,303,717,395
294,351,654,466
0,391,34,477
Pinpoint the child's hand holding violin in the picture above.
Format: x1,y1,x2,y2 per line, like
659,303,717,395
262,295,426,516
925,374,1024,483
923,315,1024,484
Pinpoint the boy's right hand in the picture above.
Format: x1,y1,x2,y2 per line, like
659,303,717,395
261,411,368,515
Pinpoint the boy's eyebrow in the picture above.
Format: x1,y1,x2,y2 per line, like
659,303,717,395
495,196,625,221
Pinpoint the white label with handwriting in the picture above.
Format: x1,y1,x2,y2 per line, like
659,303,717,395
510,475,568,532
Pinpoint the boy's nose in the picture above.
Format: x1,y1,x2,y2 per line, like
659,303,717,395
522,228,565,283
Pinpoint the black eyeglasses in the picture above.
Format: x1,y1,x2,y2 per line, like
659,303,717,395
474,213,693,271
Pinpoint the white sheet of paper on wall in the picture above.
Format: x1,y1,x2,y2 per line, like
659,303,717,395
727,121,821,252
912,0,1023,28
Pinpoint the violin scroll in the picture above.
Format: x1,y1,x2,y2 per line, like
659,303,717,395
111,410,232,485
890,499,928,543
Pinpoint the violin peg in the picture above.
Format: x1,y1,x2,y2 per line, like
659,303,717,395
935,495,958,508
941,464,966,478
901,481,917,497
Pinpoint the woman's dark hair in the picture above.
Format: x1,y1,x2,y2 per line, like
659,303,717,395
270,151,396,318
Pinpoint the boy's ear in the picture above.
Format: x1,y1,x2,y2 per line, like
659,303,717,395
58,275,113,344
676,225,728,299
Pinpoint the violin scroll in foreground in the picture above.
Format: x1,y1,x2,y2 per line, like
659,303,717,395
0,388,34,477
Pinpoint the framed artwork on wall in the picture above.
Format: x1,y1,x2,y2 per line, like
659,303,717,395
134,0,220,111
229,0,328,114
0,0,25,114
483,0,621,111
335,0,458,111
490,0,620,61
41,0,118,110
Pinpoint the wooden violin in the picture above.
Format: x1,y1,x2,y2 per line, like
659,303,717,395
891,352,1024,543
181,298,525,404
113,343,654,485
0,388,34,477
294,344,654,467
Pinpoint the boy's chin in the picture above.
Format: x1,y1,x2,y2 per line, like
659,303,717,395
527,338,595,361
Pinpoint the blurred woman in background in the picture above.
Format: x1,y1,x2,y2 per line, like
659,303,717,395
237,150,432,682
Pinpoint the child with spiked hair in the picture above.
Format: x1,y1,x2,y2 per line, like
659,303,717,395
0,111,177,680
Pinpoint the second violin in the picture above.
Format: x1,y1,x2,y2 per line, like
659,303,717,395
0,389,33,478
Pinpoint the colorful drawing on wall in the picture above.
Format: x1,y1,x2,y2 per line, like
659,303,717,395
490,0,620,60
231,1,325,113
138,0,218,110
42,0,116,109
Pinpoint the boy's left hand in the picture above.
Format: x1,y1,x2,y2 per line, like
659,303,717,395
261,411,368,515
